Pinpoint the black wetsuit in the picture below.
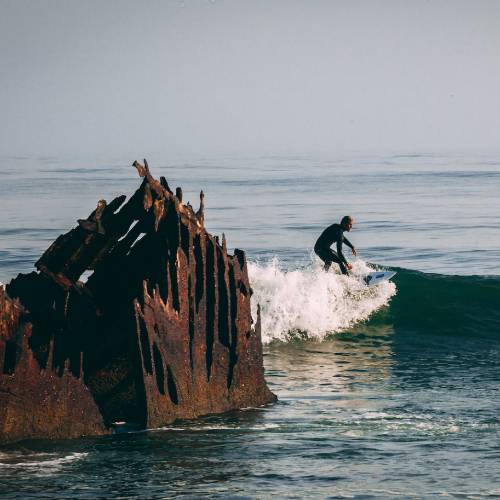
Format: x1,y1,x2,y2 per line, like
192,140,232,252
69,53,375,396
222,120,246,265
314,223,354,275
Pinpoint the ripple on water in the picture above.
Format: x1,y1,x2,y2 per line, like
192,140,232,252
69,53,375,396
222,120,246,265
0,451,88,477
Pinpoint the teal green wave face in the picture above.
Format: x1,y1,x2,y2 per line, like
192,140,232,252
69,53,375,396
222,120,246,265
368,268,500,338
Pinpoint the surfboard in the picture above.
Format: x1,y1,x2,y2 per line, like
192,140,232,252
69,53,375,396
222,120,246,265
363,271,396,287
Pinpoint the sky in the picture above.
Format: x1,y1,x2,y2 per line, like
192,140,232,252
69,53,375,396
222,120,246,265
1,0,500,157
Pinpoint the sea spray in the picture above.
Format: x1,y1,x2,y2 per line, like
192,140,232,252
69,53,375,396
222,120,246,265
248,258,396,342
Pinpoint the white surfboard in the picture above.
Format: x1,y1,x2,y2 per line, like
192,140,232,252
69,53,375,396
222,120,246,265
363,271,396,287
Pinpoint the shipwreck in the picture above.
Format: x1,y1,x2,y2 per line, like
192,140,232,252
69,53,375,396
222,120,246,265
0,161,276,445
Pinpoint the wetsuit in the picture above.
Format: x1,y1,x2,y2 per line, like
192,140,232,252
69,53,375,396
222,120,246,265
314,223,354,275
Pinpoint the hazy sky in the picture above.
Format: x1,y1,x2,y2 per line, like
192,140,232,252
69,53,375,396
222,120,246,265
1,0,500,157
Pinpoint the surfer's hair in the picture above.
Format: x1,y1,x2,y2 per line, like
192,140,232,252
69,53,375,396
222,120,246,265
341,215,352,226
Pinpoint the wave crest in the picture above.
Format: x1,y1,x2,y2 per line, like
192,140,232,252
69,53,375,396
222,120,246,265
248,258,396,343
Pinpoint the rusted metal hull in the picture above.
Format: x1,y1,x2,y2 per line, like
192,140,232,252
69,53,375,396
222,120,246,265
0,288,108,444
0,161,276,445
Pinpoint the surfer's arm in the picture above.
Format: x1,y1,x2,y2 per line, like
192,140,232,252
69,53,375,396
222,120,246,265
336,239,348,264
342,236,353,249
343,236,357,255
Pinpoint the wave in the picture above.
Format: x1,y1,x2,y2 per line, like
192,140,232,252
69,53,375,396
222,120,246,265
376,267,500,337
248,258,396,343
248,259,500,342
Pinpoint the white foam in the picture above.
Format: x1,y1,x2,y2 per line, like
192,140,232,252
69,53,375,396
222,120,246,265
248,257,396,343
360,411,394,420
342,430,363,438
152,422,279,433
0,452,88,475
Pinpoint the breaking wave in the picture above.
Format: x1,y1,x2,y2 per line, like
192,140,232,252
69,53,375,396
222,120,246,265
248,258,396,343
248,259,500,342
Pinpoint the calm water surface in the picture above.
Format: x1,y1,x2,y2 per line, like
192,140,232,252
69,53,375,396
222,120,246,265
0,154,499,498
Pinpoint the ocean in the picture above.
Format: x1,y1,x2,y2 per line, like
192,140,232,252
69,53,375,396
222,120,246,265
0,154,499,498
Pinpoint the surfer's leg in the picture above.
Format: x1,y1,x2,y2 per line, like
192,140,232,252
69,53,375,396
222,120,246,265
338,261,349,275
316,247,348,275
328,250,349,275
315,246,333,271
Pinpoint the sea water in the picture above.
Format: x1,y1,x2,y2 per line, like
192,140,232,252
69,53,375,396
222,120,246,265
0,154,499,498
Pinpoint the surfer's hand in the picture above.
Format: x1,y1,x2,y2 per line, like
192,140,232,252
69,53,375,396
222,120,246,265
347,263,353,270
352,247,357,256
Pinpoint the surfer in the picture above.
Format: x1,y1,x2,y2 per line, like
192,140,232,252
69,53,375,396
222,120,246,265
314,215,357,275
